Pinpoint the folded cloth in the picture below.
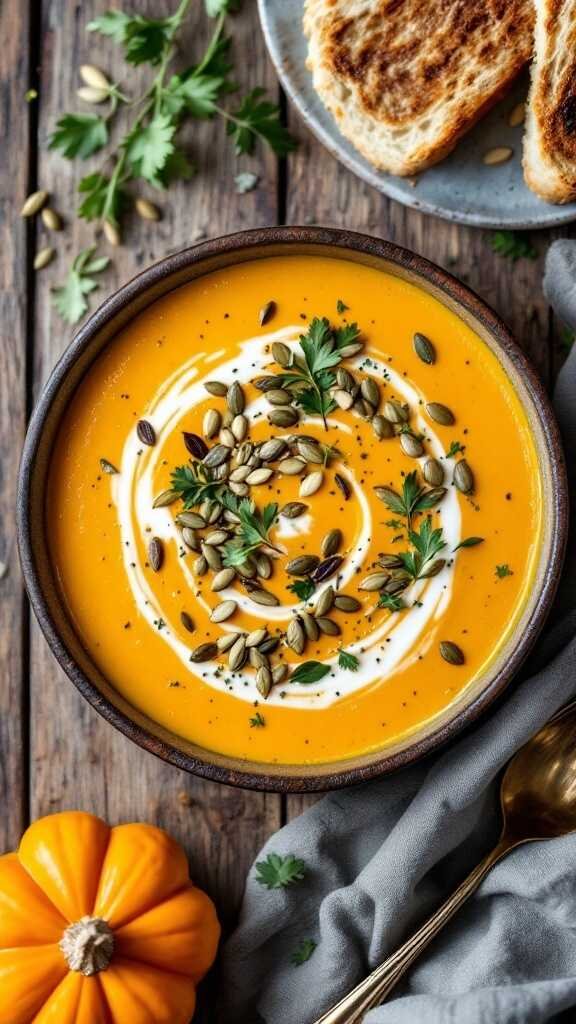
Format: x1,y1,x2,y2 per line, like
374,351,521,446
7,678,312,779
220,241,576,1024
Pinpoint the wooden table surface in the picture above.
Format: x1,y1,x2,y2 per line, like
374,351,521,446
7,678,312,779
1,0,573,1012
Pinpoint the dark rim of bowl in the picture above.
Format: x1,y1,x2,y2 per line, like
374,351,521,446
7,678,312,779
17,226,569,792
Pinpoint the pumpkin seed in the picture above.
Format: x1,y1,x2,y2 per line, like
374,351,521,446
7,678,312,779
454,460,474,494
217,633,238,653
333,389,354,410
211,599,237,623
135,197,161,221
483,146,513,166
424,486,447,507
281,501,308,519
259,300,277,326
311,555,343,583
400,433,424,458
321,528,342,558
99,458,118,474
509,102,525,128
260,636,280,655
259,438,288,462
315,616,341,636
256,665,272,698
205,529,229,546
254,552,272,579
190,642,218,663
219,428,235,449
353,397,373,419
296,440,324,464
230,465,251,483
383,400,408,424
213,464,229,482
21,190,48,217
339,341,364,358
301,611,320,641
203,443,230,468
334,594,361,612
202,543,222,571
427,402,455,426
361,377,380,408
246,467,274,486
182,527,199,551
335,473,351,500
231,414,248,442
236,557,257,580
272,664,288,685
34,246,55,270
103,221,120,246
439,640,465,665
183,432,208,459
153,489,179,508
148,538,164,572
229,635,247,671
286,617,306,654
374,485,401,507
269,407,299,427
419,558,446,579
236,442,254,465
286,555,320,576
378,554,404,570
80,64,111,89
359,571,390,591
413,332,436,365
372,415,394,440
337,367,356,390
254,375,279,392
227,381,245,415
41,207,63,231
249,588,280,607
176,511,206,529
266,388,292,406
313,587,333,618
271,340,291,367
204,380,228,397
246,628,268,648
423,458,444,486
300,470,323,497
230,481,249,497
202,409,221,440
211,566,235,591
180,611,195,632
384,576,410,596
278,457,306,476
137,419,156,446
193,555,208,576
248,648,267,672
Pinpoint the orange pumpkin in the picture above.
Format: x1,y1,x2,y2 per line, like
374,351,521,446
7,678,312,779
0,811,220,1024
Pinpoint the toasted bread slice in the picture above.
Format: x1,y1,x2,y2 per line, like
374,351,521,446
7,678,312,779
304,0,534,176
524,0,576,204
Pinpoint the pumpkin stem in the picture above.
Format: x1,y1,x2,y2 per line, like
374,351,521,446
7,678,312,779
59,916,114,976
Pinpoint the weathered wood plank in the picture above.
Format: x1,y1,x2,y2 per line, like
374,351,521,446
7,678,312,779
29,0,281,929
0,0,33,851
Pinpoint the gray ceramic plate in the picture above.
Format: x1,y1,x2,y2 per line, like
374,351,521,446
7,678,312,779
258,0,576,230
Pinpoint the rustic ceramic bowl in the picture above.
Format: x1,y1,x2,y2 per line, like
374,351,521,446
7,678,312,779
18,227,568,792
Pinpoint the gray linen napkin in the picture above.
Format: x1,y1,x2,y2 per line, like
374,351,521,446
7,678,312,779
221,240,576,1024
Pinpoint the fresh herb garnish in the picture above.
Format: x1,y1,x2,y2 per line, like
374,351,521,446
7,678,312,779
274,316,360,428
249,711,265,728
220,492,279,566
255,853,306,890
495,563,513,578
446,440,465,458
287,578,316,602
52,247,110,325
397,516,446,580
490,231,537,262
291,939,317,966
385,518,404,530
378,593,405,612
453,536,484,552
336,298,349,314
375,471,445,529
338,649,359,671
290,661,331,685
170,462,221,508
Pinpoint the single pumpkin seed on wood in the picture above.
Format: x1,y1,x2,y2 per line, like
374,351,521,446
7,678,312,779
301,611,320,641
231,414,248,442
103,220,120,246
148,537,164,572
217,633,238,653
182,527,199,551
256,665,273,698
246,628,268,648
286,617,306,654
400,433,424,458
153,489,179,508
177,511,206,529
34,246,55,270
246,467,274,486
204,380,228,397
266,388,292,406
279,457,306,476
316,616,341,636
286,554,320,576
361,377,380,407
426,402,455,426
210,599,237,623
137,419,156,446
321,528,342,558
220,427,236,448
227,381,245,415
41,207,63,231
372,415,394,440
259,300,277,326
21,190,48,217
249,587,280,607
135,197,161,221
335,473,351,501
202,443,230,468
203,409,221,439
454,459,475,494
383,400,409,424
333,389,355,411
190,642,218,663
315,586,335,616
269,407,299,428
272,663,288,685
78,84,109,103
211,567,235,592
193,555,208,576
360,571,390,591
424,458,444,486
80,64,110,89
99,458,118,474
311,555,343,583
439,640,465,665
272,341,292,367
180,611,195,633
300,470,324,497
334,594,361,612
259,438,287,462
229,635,247,671
413,332,436,364
281,501,308,519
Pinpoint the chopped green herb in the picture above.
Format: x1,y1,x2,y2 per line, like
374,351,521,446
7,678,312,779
446,441,465,458
495,563,513,579
336,298,349,314
225,88,296,157
170,462,221,509
338,649,359,672
290,661,331,685
220,492,279,566
385,518,404,530
249,711,265,728
453,537,484,552
51,247,110,325
255,853,306,890
291,939,317,966
287,578,316,602
375,471,445,529
490,230,537,262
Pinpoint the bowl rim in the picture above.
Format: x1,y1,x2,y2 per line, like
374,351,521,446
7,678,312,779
17,225,569,792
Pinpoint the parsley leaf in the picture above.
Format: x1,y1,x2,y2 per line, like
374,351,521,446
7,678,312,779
51,247,110,326
290,661,331,685
375,471,446,528
49,113,108,159
220,492,279,566
275,317,358,428
78,172,127,223
453,536,484,552
90,11,176,66
336,299,349,313
446,440,465,458
205,0,241,15
255,853,306,890
490,230,537,262
87,10,131,42
287,578,316,602
170,463,222,509
226,87,296,156
378,593,405,612
495,563,513,579
291,939,317,966
249,711,265,728
338,649,359,671
125,113,176,183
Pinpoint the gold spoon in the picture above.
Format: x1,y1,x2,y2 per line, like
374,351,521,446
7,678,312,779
314,700,576,1024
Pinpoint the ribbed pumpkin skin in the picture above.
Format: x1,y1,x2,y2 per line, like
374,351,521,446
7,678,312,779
0,812,220,1024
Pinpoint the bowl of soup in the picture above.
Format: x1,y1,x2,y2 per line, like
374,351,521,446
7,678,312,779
18,227,567,791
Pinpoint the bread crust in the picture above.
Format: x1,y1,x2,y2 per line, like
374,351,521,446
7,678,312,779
304,0,534,176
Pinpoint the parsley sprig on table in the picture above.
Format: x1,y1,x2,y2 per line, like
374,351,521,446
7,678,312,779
49,0,295,324
52,247,110,325
490,230,537,262
274,317,361,428
255,852,307,889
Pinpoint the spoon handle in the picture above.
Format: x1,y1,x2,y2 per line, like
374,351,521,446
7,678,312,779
313,838,514,1024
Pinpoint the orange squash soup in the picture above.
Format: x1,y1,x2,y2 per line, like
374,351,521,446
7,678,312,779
47,256,542,766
